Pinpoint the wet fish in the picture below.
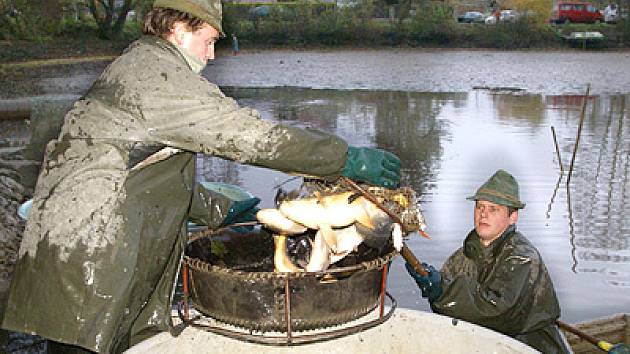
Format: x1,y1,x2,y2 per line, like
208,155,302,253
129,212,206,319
256,208,307,235
278,191,376,230
305,230,330,272
257,183,427,272
273,235,302,273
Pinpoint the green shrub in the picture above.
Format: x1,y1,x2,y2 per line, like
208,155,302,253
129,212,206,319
0,0,56,41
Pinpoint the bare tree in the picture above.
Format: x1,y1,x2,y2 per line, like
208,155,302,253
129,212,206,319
87,0,134,39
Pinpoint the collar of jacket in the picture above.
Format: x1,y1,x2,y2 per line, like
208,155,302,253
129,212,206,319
463,224,516,261
134,35,195,71
174,43,206,73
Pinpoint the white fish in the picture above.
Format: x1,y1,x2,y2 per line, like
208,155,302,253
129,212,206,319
278,192,376,230
259,188,419,272
256,208,307,235
328,224,364,264
305,230,331,272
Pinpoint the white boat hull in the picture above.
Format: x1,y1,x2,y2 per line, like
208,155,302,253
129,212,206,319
125,309,539,354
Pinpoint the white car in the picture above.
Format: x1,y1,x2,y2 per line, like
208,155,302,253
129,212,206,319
485,10,518,24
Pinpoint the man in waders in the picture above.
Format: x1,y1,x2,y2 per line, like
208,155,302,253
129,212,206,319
405,170,572,353
0,1,401,352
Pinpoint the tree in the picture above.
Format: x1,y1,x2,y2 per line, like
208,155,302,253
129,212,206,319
86,0,134,39
503,0,552,24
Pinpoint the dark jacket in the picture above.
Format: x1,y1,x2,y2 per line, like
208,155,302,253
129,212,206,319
1,36,347,353
431,226,571,353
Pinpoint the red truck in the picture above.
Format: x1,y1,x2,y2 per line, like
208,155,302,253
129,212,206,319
550,1,604,24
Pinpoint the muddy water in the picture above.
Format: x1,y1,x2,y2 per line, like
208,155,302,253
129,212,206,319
196,88,630,324
2,49,630,326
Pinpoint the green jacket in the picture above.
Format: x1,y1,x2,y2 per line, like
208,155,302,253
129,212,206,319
2,36,347,353
431,226,571,354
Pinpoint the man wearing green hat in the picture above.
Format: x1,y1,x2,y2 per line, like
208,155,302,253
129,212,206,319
1,1,400,353
406,170,571,353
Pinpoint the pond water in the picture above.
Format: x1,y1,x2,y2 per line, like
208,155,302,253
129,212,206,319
2,49,629,328
196,87,630,323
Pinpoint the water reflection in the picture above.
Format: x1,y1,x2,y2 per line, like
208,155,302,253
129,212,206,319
197,88,461,204
194,87,629,322
557,95,630,289
2,88,628,323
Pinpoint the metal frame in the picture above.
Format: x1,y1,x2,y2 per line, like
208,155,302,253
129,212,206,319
178,262,397,346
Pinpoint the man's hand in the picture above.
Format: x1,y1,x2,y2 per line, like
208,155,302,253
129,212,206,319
341,146,401,189
405,261,443,302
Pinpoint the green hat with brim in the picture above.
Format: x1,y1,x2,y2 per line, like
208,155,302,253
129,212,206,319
466,169,526,209
153,0,225,37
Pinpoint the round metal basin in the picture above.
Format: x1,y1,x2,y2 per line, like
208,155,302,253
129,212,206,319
184,228,395,332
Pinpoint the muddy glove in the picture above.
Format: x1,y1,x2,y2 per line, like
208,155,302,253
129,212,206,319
220,197,261,232
405,262,443,302
609,344,630,354
341,146,401,189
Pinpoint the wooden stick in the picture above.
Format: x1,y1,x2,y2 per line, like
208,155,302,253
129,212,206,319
567,84,590,186
551,126,564,172
400,244,429,277
341,177,404,226
341,177,430,277
556,319,617,352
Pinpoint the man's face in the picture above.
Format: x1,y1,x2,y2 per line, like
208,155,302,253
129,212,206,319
175,22,220,62
473,200,518,246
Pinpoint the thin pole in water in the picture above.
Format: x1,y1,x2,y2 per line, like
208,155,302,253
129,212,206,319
567,84,590,186
551,126,564,172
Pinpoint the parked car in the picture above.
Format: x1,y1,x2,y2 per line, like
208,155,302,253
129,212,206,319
485,9,518,24
457,11,486,23
550,1,603,24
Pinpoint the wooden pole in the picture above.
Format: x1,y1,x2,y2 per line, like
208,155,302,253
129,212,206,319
556,319,618,352
567,84,590,186
551,126,564,172
400,244,429,277
341,177,429,277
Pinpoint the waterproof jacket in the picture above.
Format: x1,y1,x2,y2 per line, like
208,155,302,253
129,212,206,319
2,36,347,353
431,226,571,354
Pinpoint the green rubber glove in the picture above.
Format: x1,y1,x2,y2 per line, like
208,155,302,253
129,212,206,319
341,146,401,189
609,344,630,354
405,262,443,302
220,197,261,232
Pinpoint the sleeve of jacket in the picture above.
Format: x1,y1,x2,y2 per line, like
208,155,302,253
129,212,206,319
430,250,538,335
187,182,235,229
139,88,348,179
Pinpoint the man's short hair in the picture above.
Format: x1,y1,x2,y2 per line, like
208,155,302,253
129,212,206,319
143,7,206,38
508,206,517,216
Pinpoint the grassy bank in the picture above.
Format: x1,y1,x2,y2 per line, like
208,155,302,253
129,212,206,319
2,6,630,64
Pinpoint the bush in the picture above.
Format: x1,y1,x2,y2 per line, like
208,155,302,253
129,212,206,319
0,0,57,41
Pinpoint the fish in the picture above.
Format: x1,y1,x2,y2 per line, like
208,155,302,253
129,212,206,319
256,208,307,235
273,235,303,273
257,182,428,272
305,230,330,272
278,191,376,230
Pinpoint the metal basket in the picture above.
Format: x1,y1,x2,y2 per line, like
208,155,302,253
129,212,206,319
184,228,395,333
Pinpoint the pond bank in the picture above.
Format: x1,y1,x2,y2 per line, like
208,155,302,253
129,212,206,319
2,48,630,99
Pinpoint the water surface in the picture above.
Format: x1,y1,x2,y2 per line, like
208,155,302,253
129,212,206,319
197,87,630,323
